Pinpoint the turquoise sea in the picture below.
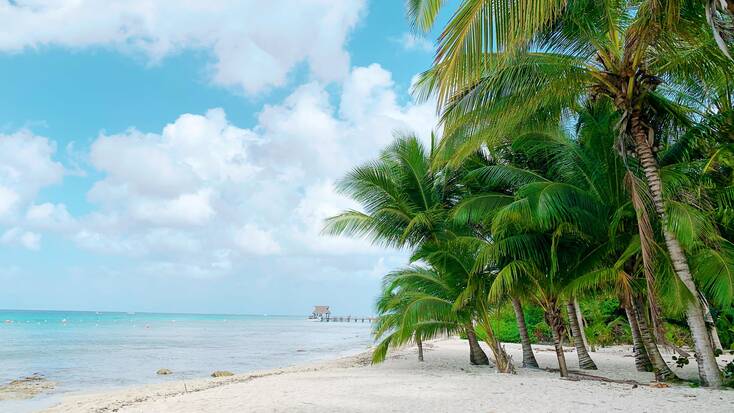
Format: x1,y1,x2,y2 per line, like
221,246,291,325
0,310,373,412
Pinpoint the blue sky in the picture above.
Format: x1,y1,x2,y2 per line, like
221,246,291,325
0,1,450,315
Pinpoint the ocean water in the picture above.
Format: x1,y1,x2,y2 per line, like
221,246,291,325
0,310,373,412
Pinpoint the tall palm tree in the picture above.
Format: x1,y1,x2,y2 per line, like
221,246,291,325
658,106,734,350
408,0,730,387
449,148,540,369
464,101,690,377
482,222,577,377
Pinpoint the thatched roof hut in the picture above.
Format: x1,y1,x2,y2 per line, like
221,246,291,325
312,305,330,316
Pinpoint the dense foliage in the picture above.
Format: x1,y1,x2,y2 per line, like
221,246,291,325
325,0,734,388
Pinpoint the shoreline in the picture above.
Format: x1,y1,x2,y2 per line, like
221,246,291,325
38,338,734,412
39,348,375,413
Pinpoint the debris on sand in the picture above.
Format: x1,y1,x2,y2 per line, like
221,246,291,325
0,373,56,400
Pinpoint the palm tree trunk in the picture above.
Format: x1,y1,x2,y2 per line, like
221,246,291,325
624,303,653,372
631,294,678,382
465,323,489,365
574,298,591,351
477,308,515,373
415,332,424,362
630,111,722,387
512,297,539,368
545,305,569,377
566,300,597,370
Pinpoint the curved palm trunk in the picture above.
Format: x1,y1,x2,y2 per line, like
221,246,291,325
630,111,722,387
546,304,569,377
477,309,515,373
631,294,678,382
415,332,424,362
566,300,597,370
512,297,539,368
574,298,591,351
465,323,489,365
624,304,653,372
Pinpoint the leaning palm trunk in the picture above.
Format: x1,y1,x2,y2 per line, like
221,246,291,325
477,307,515,373
566,300,597,370
624,303,653,372
630,294,678,382
415,332,424,362
511,297,539,368
465,323,490,365
574,298,591,351
545,304,569,377
630,111,722,387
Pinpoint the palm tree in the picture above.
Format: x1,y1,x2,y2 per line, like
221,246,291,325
448,148,542,369
658,106,734,350
323,134,448,250
408,0,730,387
416,239,516,371
372,263,489,364
567,238,679,381
483,226,575,377
463,100,692,377
323,134,511,370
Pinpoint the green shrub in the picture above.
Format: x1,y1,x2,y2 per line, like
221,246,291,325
714,306,734,350
532,320,553,343
665,322,693,347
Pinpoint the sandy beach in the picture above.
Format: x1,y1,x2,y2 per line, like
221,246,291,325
40,338,734,413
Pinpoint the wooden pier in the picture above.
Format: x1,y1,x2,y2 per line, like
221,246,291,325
309,305,374,323
317,315,375,323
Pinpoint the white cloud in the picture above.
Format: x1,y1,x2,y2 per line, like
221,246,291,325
291,180,380,255
395,33,434,52
1,227,41,250
0,186,20,218
234,224,281,256
0,0,365,94
25,202,75,230
368,257,388,278
29,64,435,279
129,189,215,227
0,130,64,221
87,108,256,229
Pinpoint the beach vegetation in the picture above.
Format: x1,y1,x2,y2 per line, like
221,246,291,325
324,0,733,388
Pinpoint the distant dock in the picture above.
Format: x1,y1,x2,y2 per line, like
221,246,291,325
308,305,374,323
314,315,374,323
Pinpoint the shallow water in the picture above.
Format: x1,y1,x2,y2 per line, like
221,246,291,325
0,310,373,412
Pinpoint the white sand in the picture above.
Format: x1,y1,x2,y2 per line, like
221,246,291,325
41,339,734,413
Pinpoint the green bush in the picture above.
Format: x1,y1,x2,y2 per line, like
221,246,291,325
472,297,643,347
532,320,553,343
472,298,732,350
576,297,631,347
474,304,552,344
665,322,693,347
714,306,734,350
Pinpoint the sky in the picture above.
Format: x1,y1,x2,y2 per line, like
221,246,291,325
0,0,450,315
